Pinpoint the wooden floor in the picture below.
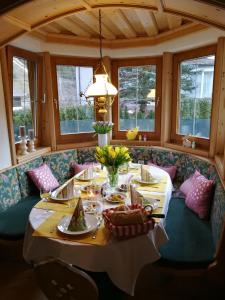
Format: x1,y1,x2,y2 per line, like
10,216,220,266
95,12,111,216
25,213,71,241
1,258,225,300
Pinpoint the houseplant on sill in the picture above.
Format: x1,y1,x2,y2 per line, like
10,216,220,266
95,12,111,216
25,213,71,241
95,145,131,188
92,121,114,146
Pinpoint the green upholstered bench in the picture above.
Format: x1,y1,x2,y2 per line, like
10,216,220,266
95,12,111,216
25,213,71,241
0,149,77,241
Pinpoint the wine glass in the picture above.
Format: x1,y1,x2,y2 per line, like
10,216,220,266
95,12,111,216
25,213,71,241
137,160,145,165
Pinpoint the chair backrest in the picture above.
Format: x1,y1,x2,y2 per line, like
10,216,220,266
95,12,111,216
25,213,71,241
34,259,98,300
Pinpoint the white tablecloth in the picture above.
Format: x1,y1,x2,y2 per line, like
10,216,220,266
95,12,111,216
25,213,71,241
23,166,172,295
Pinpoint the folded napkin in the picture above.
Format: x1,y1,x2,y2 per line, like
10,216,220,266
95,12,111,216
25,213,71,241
80,167,93,180
68,198,87,231
141,165,153,182
130,184,143,206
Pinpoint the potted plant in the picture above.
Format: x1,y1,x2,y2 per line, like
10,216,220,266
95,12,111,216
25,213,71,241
92,121,114,146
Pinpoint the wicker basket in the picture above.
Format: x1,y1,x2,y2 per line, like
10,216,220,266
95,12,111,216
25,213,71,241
102,204,155,239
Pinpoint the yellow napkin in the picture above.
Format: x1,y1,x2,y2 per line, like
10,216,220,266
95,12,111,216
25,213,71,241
34,200,78,213
33,211,110,246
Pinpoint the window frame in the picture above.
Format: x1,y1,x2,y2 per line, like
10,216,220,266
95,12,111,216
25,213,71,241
7,45,43,146
171,44,217,150
51,56,99,144
111,57,162,140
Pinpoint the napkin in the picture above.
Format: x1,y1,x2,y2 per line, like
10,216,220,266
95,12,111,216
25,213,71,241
141,165,153,182
68,198,87,231
130,184,143,206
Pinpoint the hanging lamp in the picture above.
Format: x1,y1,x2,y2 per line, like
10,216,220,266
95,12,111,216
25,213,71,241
84,10,118,114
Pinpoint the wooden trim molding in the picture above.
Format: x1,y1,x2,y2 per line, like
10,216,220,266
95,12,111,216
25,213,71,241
171,44,217,151
111,56,162,141
0,47,17,164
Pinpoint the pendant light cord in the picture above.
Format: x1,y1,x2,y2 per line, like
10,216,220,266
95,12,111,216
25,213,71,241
99,9,103,63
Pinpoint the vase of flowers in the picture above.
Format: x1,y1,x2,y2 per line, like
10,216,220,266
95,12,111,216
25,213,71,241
95,145,131,188
92,121,114,146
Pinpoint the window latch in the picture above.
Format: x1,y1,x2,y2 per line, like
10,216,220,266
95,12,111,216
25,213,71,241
53,98,58,109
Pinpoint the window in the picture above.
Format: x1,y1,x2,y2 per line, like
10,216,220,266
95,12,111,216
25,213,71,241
8,46,42,143
52,57,98,144
172,45,216,149
112,58,162,140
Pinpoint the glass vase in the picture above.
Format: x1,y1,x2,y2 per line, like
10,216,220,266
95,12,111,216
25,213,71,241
106,166,119,188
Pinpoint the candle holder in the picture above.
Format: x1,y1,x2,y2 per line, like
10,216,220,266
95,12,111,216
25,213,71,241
28,129,36,152
28,139,36,152
18,136,28,155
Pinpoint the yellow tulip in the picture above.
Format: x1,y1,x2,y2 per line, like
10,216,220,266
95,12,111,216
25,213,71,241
109,148,116,158
125,153,130,159
115,147,120,154
96,146,102,155
100,157,105,164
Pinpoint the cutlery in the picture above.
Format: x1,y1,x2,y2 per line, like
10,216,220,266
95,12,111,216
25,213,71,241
92,217,103,239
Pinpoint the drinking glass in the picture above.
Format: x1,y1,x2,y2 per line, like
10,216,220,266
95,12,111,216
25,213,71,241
137,160,145,165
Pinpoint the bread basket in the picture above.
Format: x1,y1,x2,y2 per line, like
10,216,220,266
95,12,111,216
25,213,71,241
102,204,155,239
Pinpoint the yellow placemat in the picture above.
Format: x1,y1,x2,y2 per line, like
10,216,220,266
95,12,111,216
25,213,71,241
32,211,110,246
135,176,168,193
34,200,78,213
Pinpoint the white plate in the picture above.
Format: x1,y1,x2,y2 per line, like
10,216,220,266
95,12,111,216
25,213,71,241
57,214,98,235
74,173,96,182
49,191,73,202
134,177,160,185
83,200,101,214
105,193,126,204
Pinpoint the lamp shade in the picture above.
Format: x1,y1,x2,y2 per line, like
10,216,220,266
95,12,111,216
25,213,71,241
85,74,118,97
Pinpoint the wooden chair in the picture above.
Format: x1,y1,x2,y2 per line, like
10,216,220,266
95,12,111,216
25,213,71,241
34,259,99,300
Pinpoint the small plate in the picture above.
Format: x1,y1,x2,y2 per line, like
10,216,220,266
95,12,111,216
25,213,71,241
83,200,101,214
57,214,98,235
105,193,126,203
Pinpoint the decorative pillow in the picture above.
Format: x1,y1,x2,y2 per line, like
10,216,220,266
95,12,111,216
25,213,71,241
70,162,97,175
185,174,214,219
148,161,177,181
179,170,201,196
27,163,59,193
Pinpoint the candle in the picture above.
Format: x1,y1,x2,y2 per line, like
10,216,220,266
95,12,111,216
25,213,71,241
19,126,26,138
28,129,35,140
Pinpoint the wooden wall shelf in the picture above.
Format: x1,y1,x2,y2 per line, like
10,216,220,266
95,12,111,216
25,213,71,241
17,147,51,164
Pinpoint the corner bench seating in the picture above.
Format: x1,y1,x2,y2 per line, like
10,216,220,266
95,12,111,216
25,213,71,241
0,146,225,269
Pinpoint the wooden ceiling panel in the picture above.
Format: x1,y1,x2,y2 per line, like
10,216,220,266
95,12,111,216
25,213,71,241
167,15,182,30
164,0,225,30
0,17,24,44
91,10,124,37
56,18,91,37
135,9,158,36
6,0,84,27
103,9,137,38
154,12,169,32
123,9,146,36
87,0,158,9
75,11,116,39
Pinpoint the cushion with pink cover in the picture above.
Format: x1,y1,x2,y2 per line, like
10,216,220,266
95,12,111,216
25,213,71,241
185,174,214,219
70,162,97,175
147,161,177,181
179,170,201,196
27,163,59,192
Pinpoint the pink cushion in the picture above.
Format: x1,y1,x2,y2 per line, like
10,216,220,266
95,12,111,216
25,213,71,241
27,163,59,192
179,170,201,196
148,162,177,181
185,174,214,219
70,162,96,175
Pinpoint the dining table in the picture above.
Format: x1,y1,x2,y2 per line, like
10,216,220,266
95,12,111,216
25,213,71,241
23,164,173,296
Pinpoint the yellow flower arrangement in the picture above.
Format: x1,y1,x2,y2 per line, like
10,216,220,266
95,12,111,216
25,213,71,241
95,145,131,168
95,145,131,187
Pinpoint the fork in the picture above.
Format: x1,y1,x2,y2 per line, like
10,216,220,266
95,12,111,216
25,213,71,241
92,217,103,239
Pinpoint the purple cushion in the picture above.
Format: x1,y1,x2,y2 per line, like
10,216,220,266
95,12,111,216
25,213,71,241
179,170,201,196
70,162,97,175
147,162,177,181
185,174,214,219
27,163,59,193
